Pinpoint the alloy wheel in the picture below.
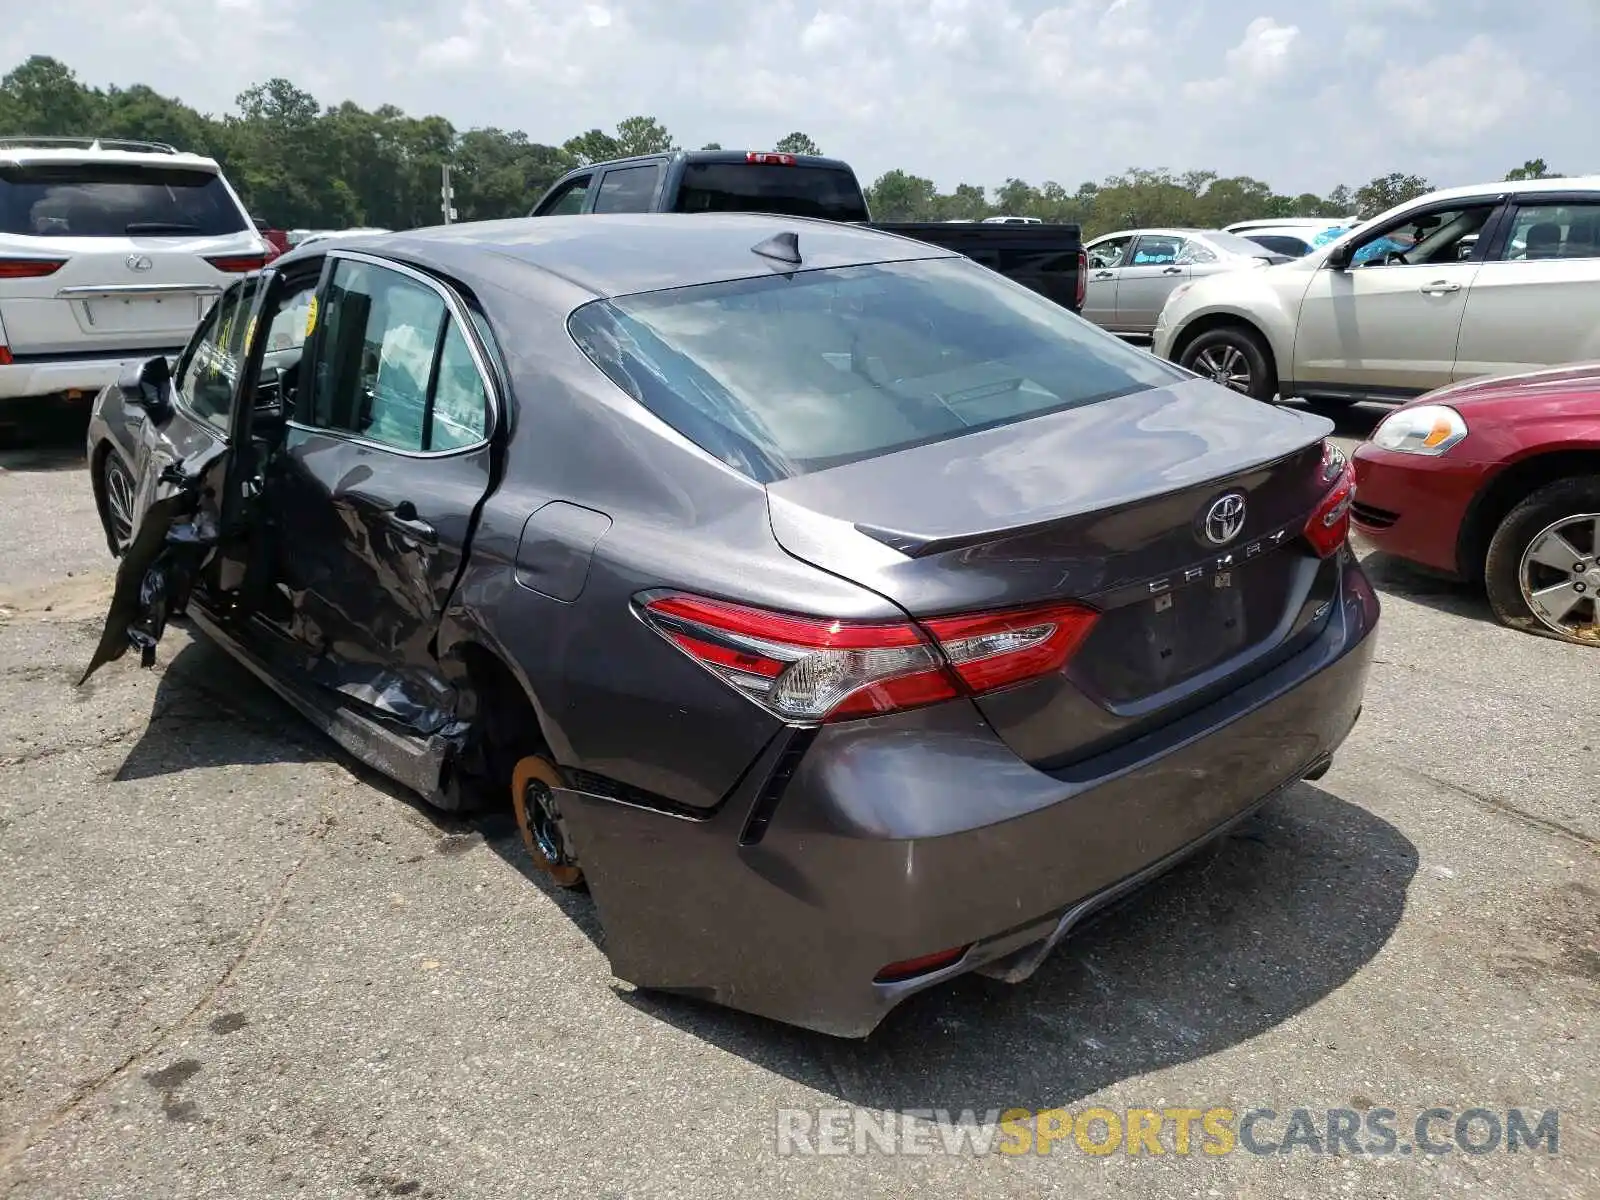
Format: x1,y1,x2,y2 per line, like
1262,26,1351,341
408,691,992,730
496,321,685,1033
1518,513,1600,643
1192,344,1253,394
103,455,136,552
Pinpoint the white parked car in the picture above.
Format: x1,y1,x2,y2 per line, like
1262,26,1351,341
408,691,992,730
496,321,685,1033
1081,227,1290,337
1154,178,1600,402
0,137,267,416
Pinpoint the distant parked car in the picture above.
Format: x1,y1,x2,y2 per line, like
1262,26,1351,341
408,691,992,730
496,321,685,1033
0,135,268,423
1352,363,1600,645
1155,177,1600,402
293,227,391,248
1081,228,1289,336
983,215,1042,225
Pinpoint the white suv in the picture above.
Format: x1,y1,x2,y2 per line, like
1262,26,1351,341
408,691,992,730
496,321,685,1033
0,137,266,414
1156,178,1600,403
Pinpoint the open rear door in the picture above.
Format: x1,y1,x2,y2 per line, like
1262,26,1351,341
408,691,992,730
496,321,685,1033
81,268,287,683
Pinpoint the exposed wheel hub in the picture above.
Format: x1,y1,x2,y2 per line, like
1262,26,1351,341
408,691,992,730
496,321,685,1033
510,756,585,888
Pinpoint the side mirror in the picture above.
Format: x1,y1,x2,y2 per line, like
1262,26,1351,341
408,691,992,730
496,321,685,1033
118,355,173,417
1325,243,1354,271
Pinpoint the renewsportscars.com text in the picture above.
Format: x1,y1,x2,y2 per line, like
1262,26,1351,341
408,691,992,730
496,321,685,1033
774,1105,1560,1158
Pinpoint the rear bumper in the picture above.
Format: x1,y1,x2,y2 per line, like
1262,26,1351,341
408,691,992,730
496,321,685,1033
558,551,1380,1037
0,350,178,404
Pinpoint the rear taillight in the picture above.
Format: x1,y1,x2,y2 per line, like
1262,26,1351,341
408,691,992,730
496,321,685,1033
205,254,270,273
639,593,1098,723
1075,248,1087,309
0,258,66,279
1305,440,1355,557
746,152,797,165
0,346,11,366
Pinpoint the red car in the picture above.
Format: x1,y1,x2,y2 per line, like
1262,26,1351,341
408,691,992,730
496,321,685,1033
1352,364,1600,645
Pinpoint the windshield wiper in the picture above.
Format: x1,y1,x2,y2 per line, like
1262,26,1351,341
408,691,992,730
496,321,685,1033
125,221,200,234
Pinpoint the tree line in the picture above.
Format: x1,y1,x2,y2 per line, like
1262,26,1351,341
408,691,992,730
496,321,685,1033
0,56,1568,236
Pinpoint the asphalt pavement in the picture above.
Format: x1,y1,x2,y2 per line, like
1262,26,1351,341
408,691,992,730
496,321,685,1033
1,399,1595,1199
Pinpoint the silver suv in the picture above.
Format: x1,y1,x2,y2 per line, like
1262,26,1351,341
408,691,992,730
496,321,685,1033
0,137,266,416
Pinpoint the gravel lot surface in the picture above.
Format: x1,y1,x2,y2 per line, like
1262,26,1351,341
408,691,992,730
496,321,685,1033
1,400,1594,1198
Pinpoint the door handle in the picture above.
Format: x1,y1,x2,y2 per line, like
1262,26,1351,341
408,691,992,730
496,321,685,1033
1161,266,1183,275
1093,270,1115,279
384,500,437,545
1419,280,1462,294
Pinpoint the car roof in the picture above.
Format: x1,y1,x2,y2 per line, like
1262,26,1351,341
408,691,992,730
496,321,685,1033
1414,174,1600,205
0,141,222,172
278,212,960,301
1088,228,1211,242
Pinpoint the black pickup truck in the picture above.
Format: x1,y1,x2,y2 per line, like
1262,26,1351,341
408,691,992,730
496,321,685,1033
529,150,1085,314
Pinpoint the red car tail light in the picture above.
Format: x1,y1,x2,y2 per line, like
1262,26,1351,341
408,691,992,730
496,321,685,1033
746,151,797,165
0,345,11,366
205,254,270,273
1305,440,1355,558
639,593,1099,723
0,258,66,279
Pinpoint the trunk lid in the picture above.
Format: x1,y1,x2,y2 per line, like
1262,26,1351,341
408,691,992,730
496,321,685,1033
766,378,1341,765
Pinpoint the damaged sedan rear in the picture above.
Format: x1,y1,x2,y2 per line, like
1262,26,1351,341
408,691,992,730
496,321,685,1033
82,213,1378,1037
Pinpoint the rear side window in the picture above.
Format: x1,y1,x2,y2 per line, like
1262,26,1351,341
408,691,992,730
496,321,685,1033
673,163,870,222
0,164,248,237
1246,234,1310,257
569,257,1183,482
306,259,490,453
593,164,663,213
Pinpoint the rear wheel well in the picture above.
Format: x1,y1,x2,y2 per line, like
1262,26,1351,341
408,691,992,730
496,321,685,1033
454,642,552,810
1458,450,1600,582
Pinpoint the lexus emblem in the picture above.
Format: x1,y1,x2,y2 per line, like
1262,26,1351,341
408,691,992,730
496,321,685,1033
1203,493,1247,545
125,254,153,272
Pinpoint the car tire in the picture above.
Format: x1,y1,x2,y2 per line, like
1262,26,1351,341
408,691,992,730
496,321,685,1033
510,754,586,888
1180,327,1277,402
1483,475,1600,646
100,450,137,556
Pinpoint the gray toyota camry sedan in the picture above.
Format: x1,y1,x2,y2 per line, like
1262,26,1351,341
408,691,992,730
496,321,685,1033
83,213,1378,1037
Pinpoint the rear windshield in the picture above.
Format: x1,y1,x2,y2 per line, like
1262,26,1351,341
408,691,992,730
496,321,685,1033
0,164,249,237
568,257,1184,482
673,163,870,222
1206,230,1289,258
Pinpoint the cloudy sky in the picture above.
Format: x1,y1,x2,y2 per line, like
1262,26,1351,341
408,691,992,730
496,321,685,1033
4,0,1594,196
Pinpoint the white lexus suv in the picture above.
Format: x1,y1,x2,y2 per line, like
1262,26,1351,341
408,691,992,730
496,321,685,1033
1155,177,1600,404
0,137,267,424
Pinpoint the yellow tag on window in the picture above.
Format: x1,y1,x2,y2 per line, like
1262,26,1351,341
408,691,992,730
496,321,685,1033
245,315,258,350
305,295,318,337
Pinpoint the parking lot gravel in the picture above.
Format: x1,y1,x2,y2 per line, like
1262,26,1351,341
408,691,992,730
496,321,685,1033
1,401,1595,1199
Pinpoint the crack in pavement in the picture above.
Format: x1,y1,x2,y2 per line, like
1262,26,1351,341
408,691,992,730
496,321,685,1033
1397,764,1599,853
0,799,341,1177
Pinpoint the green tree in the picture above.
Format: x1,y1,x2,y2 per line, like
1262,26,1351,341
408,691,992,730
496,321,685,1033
1354,173,1431,218
773,131,822,156
1505,158,1561,181
614,115,674,156
866,169,939,220
563,128,622,165
700,142,723,151
0,56,100,136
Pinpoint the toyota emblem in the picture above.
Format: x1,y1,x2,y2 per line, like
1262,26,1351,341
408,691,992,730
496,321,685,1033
1203,493,1247,545
125,254,153,272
